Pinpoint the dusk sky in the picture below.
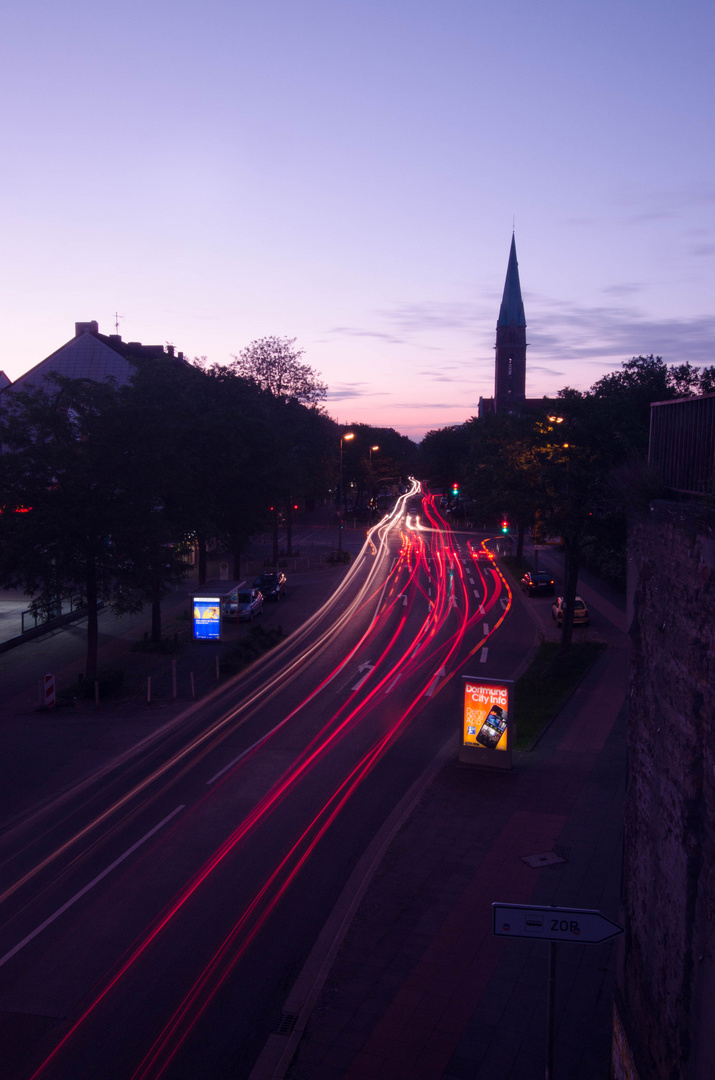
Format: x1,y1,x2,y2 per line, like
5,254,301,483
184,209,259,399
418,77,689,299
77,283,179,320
1,1,713,440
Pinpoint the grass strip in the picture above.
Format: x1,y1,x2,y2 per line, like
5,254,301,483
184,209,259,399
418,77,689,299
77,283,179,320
515,640,607,750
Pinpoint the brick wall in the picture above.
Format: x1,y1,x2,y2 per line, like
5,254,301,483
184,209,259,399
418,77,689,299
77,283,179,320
622,502,715,1078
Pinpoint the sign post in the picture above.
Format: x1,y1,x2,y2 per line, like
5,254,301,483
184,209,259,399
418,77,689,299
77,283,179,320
493,903,624,1078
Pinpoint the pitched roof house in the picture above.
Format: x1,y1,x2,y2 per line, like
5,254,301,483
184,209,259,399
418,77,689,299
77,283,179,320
1,321,185,396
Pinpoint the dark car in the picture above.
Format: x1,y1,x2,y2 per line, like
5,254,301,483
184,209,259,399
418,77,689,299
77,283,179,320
521,570,555,596
346,506,372,520
253,571,287,600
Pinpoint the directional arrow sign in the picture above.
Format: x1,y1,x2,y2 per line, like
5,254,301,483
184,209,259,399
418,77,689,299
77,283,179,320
492,903,624,945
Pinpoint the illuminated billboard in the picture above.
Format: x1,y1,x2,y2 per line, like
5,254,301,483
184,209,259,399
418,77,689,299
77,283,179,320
192,597,221,641
461,678,513,768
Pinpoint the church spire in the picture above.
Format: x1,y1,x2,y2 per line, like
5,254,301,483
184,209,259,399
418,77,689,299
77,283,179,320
497,233,526,329
494,234,527,413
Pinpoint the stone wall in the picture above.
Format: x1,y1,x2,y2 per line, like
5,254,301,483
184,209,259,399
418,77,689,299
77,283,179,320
621,501,715,1078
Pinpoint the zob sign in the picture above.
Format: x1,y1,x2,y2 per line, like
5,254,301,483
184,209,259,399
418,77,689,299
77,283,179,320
460,677,513,769
492,903,624,945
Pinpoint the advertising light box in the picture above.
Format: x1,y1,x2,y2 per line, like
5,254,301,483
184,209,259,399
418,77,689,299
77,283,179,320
460,677,514,769
192,597,222,641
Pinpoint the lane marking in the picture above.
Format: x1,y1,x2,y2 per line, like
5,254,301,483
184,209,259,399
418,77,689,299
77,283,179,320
480,648,489,663
425,666,446,698
385,674,401,694
352,664,374,691
483,622,489,635
0,805,185,970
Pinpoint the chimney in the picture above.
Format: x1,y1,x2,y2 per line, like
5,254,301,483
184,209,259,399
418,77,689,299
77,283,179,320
75,321,99,337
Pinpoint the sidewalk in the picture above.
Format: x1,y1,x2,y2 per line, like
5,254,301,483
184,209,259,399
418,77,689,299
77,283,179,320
254,564,628,1079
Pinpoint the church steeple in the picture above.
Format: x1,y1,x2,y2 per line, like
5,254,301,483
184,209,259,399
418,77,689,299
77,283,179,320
494,233,527,412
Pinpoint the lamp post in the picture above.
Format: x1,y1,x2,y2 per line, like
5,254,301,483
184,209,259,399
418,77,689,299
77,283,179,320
369,446,379,511
338,432,354,554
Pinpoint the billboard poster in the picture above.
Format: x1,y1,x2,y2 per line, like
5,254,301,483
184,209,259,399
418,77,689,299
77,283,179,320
461,678,513,768
192,597,221,641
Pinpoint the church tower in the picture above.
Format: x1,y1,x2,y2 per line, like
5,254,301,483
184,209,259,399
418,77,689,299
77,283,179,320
494,234,527,413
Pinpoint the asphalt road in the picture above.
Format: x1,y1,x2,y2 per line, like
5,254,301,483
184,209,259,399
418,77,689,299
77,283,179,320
0,485,539,1080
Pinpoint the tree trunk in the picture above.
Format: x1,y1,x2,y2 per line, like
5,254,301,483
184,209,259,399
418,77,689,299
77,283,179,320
197,532,207,586
285,500,294,556
559,537,580,654
151,588,162,643
85,556,99,682
272,510,279,565
516,523,525,562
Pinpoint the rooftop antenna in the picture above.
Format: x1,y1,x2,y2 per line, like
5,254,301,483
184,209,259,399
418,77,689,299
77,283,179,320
114,311,124,335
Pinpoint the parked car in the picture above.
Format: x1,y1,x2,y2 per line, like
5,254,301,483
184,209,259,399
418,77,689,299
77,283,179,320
253,571,287,600
346,506,372,520
551,596,589,626
223,588,264,621
521,570,555,596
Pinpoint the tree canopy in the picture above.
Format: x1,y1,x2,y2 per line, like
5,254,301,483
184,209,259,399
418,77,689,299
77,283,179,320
229,336,328,405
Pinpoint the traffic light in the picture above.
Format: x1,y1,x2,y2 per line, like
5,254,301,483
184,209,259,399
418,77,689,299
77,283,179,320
501,519,509,534
451,482,459,497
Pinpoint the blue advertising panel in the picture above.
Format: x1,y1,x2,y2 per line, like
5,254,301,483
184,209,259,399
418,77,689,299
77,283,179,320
192,597,221,640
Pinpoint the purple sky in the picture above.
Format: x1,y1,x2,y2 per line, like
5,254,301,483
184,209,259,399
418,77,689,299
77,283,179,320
1,1,713,440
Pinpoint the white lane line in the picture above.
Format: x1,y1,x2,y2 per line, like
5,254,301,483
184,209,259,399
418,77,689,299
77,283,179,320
480,648,489,663
0,805,185,970
468,577,475,585
385,674,401,694
501,598,508,610
477,604,485,615
483,622,489,636
473,590,480,598
425,666,446,697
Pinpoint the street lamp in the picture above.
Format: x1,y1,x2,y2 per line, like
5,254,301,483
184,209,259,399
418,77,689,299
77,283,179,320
338,432,354,554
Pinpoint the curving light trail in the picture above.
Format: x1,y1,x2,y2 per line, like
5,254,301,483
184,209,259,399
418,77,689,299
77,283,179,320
17,479,514,1080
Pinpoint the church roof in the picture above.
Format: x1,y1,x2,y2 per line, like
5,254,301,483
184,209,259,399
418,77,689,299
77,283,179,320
497,234,526,328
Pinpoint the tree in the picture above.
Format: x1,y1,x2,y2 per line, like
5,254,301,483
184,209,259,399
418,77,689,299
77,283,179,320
0,375,189,678
230,336,327,405
226,337,332,560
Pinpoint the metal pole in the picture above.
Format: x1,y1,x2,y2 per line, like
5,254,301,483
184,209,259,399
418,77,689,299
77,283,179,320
546,941,556,1079
338,437,344,554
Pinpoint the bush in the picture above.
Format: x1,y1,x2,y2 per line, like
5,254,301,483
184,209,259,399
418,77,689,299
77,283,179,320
219,624,284,676
77,669,125,699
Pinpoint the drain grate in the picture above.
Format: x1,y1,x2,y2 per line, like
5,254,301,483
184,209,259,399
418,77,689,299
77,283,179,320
274,1011,298,1036
521,851,566,869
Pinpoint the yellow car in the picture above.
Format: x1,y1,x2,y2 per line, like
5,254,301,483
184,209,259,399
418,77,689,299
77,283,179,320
551,596,589,626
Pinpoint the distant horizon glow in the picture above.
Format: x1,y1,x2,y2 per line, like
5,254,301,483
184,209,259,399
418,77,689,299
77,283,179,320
1,1,712,442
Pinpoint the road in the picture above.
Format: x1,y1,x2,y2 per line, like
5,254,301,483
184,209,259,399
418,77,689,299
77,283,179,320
0,482,535,1080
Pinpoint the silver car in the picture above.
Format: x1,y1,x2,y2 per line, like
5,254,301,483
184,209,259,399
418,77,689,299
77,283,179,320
223,588,264,622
